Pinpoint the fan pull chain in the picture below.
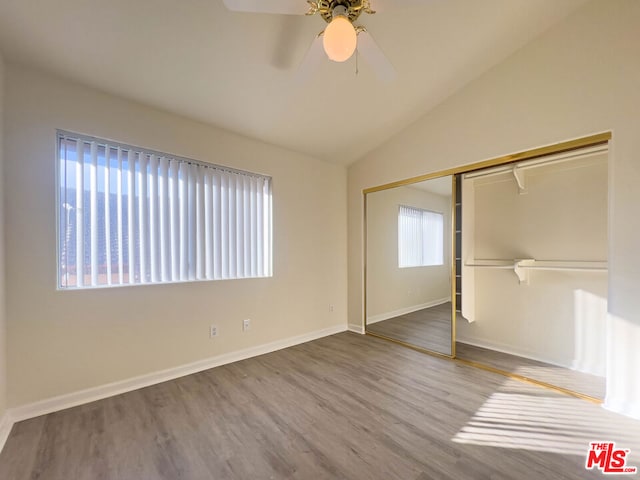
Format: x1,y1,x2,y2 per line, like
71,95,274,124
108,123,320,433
355,48,359,76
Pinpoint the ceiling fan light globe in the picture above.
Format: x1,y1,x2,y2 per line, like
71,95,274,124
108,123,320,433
323,15,357,62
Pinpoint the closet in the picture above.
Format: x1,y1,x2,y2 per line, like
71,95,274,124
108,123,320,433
456,144,608,398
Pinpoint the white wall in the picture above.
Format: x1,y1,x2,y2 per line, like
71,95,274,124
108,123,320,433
0,52,6,420
5,64,347,408
366,185,451,321
458,156,608,372
348,0,640,418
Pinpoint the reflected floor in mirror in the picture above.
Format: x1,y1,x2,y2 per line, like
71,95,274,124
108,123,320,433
455,343,605,400
367,302,452,355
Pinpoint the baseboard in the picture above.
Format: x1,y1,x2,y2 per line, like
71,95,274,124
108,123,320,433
571,359,606,378
367,297,451,325
347,324,364,334
603,397,640,421
456,336,572,370
0,412,12,455
8,323,347,427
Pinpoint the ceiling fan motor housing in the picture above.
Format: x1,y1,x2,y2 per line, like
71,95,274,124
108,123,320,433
317,0,372,23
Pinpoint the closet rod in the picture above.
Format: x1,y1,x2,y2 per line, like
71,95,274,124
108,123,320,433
465,260,608,272
463,144,608,180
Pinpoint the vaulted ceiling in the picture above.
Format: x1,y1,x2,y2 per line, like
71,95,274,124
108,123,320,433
0,0,586,164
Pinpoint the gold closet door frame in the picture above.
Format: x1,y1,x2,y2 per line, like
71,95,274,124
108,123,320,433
363,174,457,359
362,132,611,401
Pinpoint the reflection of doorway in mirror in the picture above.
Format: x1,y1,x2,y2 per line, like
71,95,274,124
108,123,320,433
366,175,453,356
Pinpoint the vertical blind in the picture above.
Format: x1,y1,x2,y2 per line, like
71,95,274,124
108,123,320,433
57,131,272,289
398,205,444,268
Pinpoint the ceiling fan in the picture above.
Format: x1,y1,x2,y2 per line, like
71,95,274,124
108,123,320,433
222,0,424,82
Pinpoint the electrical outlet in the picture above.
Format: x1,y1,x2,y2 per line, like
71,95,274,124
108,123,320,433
329,304,334,312
210,325,218,338
243,319,251,332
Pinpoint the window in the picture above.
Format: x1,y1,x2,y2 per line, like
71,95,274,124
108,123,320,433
57,131,272,289
398,205,443,268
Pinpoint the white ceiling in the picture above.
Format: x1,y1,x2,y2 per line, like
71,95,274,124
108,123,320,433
410,175,452,197
0,0,586,165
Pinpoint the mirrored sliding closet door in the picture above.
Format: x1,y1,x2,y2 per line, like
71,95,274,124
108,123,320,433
365,175,454,357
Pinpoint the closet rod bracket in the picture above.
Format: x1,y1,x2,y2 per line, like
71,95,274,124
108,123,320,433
512,166,527,195
514,259,535,285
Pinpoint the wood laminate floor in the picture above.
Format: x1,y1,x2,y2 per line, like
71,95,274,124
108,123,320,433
455,342,606,400
366,302,452,355
365,302,604,399
1,332,638,480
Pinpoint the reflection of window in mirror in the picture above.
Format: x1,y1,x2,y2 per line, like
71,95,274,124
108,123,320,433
398,205,444,268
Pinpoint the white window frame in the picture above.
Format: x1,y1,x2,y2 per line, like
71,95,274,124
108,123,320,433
56,130,272,290
398,204,444,268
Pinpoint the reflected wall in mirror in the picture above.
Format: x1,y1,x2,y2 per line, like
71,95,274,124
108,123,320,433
366,175,453,356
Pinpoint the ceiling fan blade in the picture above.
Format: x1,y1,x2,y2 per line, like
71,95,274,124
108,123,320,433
357,30,396,82
222,0,310,15
370,0,432,11
295,34,325,83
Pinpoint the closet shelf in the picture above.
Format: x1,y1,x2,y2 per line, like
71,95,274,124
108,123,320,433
463,144,608,195
465,259,608,285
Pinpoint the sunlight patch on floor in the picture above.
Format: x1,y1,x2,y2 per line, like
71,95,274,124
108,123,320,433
452,378,640,459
